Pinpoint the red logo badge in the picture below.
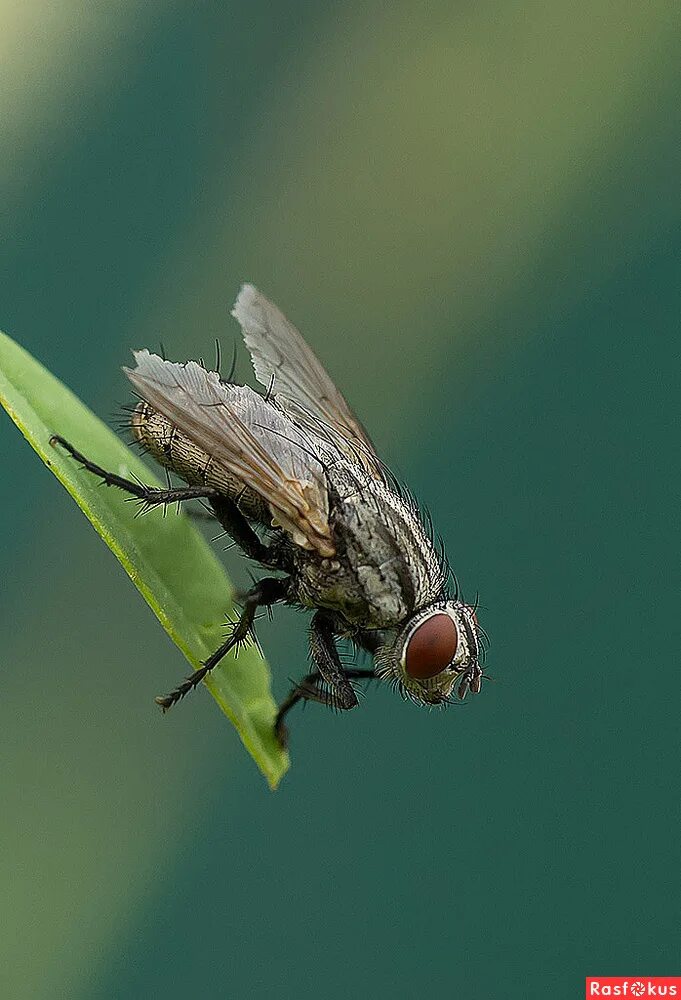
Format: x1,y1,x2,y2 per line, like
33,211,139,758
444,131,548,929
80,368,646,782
586,979,681,997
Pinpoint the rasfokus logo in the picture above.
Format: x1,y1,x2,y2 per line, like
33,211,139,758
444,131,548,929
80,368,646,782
586,979,681,997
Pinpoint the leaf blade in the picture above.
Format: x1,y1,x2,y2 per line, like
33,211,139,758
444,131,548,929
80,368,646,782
0,331,289,789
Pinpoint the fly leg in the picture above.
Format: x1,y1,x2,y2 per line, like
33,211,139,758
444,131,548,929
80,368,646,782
53,437,281,566
275,667,377,748
155,576,289,711
272,612,366,745
208,495,273,566
187,498,285,572
50,436,219,509
310,611,359,712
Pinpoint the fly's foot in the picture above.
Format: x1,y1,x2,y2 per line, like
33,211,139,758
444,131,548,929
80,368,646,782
155,576,290,712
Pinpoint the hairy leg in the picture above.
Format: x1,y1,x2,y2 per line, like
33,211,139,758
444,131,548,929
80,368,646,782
155,576,290,711
51,435,219,509
275,667,377,747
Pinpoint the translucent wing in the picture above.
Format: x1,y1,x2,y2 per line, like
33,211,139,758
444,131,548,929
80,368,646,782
125,350,335,556
231,284,383,479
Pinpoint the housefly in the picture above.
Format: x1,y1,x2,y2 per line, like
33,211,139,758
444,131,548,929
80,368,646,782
52,285,485,745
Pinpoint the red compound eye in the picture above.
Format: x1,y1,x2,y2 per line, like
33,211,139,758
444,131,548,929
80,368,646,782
405,613,458,679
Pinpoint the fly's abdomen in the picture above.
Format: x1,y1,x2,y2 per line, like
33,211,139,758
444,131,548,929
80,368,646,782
131,402,268,521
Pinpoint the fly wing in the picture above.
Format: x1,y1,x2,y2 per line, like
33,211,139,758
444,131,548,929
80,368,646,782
124,350,335,556
231,284,384,480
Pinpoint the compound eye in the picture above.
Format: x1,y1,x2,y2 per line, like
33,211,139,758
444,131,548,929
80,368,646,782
405,613,458,680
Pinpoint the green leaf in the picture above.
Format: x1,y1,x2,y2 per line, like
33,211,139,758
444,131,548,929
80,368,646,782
0,331,289,789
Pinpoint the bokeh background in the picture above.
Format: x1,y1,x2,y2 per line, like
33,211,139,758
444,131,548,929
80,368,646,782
1,3,680,998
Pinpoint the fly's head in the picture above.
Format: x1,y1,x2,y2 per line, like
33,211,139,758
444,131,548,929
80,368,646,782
377,601,484,706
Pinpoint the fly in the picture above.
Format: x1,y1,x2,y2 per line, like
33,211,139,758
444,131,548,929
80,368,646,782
51,284,486,746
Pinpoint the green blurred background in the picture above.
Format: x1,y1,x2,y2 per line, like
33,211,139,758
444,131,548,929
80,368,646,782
1,3,679,997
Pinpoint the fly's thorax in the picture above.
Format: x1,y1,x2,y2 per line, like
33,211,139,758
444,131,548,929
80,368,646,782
317,464,446,628
376,600,483,705
130,402,269,523
293,552,369,621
